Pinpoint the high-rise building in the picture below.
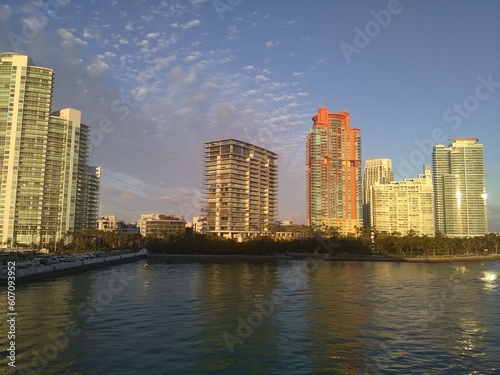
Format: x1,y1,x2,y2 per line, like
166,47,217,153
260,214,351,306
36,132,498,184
88,166,101,229
363,158,394,228
203,139,277,239
371,165,434,236
0,52,98,246
306,106,362,235
432,138,487,237
79,166,100,230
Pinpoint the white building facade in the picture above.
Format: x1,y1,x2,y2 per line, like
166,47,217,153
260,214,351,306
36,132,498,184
433,139,487,237
203,139,277,239
371,166,434,236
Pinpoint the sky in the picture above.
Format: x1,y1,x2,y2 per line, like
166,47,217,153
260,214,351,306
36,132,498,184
0,0,499,231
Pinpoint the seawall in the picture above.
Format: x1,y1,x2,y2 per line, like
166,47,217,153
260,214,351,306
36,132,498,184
1,249,148,284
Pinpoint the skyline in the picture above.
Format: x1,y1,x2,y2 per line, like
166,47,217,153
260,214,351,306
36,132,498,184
1,0,499,231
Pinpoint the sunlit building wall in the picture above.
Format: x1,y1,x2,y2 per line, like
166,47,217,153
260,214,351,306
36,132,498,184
432,138,487,237
97,215,117,232
363,158,393,228
0,52,96,245
203,139,277,239
306,107,362,235
138,214,186,238
371,165,434,236
80,165,100,230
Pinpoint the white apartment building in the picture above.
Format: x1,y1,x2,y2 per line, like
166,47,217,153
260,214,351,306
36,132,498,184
363,158,394,228
0,52,98,246
203,139,277,239
433,138,487,237
97,215,118,232
371,165,434,236
138,214,186,238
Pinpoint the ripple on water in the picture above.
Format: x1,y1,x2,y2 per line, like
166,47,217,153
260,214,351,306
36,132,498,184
7,259,500,374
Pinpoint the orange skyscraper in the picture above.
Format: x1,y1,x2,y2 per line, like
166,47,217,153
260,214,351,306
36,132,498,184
306,107,362,235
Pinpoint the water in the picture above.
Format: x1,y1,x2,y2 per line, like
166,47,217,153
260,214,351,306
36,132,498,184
2,259,499,374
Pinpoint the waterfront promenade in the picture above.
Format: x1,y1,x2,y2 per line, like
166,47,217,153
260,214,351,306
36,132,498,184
0,249,148,282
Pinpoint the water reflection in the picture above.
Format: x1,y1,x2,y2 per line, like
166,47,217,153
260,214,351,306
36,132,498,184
480,271,498,291
2,259,499,374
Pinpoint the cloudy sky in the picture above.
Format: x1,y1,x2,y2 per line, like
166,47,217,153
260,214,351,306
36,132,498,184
1,0,499,230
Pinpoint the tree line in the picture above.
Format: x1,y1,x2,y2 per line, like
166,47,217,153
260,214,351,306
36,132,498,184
144,230,500,258
34,228,500,258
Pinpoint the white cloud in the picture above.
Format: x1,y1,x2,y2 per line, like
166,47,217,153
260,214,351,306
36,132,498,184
273,95,294,102
172,19,201,29
227,24,239,40
83,27,100,39
255,75,269,82
153,55,177,70
202,81,218,89
183,51,202,62
87,59,109,76
57,28,87,46
265,39,280,48
279,20,296,27
0,5,12,20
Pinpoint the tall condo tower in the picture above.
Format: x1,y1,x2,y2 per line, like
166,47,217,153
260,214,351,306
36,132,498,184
432,138,487,237
306,106,362,235
0,52,98,246
363,158,394,228
203,139,277,240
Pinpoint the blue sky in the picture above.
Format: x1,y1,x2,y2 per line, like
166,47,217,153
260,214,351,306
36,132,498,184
1,0,499,231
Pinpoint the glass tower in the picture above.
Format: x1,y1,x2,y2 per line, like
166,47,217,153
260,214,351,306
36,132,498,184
0,52,98,246
432,138,487,237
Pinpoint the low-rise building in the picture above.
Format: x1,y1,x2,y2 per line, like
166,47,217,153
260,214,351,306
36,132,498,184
97,215,117,232
139,214,186,238
117,221,140,234
192,216,207,233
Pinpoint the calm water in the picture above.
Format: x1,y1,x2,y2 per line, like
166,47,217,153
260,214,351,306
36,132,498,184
1,258,499,374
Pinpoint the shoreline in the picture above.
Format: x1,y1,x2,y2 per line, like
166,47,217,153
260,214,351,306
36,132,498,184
1,250,148,284
149,254,292,261
149,253,500,263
